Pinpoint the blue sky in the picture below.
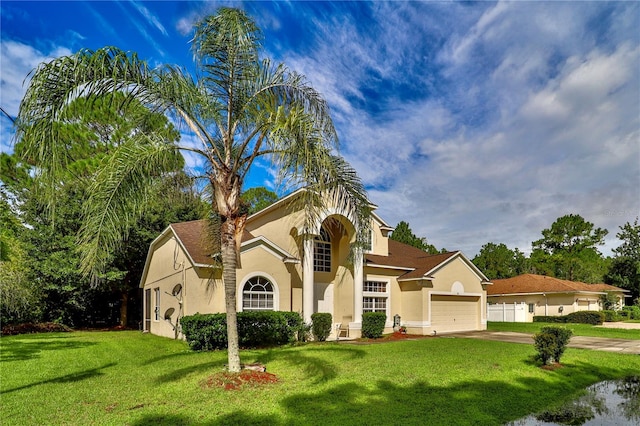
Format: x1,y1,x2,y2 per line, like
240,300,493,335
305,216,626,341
1,1,639,257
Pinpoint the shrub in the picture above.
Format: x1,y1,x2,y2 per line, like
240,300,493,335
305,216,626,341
180,311,303,351
533,326,573,365
602,310,621,322
362,312,386,338
565,311,604,325
533,316,567,323
622,306,640,320
311,312,332,342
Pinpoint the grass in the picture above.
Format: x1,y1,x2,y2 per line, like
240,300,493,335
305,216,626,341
488,321,640,340
2,331,639,425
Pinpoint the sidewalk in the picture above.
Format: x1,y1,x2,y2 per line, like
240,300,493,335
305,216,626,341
447,331,640,355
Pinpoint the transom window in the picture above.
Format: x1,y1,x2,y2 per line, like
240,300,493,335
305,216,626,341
364,281,387,293
242,276,274,311
314,227,331,272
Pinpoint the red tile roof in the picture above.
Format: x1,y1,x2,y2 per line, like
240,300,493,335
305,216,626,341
170,220,254,266
487,274,627,296
365,239,458,280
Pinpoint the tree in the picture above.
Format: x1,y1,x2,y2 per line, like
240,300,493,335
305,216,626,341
531,214,608,282
605,218,640,304
390,221,440,254
472,243,528,279
16,8,370,372
240,187,278,215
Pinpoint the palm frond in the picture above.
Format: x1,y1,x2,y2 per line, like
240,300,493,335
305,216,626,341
77,135,183,279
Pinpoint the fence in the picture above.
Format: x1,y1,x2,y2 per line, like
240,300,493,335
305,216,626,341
487,302,528,322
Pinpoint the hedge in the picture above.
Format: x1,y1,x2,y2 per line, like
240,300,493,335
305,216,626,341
533,311,604,325
311,312,332,341
362,312,386,338
622,306,640,320
602,310,622,322
180,311,303,351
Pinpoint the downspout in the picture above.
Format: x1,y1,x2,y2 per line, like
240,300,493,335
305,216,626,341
543,293,548,316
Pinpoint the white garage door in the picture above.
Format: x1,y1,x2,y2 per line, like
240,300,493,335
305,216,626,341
431,295,480,332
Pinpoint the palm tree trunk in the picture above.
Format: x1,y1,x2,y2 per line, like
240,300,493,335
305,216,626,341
221,217,241,372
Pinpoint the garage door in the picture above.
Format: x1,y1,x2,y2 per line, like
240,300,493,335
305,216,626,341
431,295,480,332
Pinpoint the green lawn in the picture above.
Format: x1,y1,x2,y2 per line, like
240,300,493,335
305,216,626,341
488,321,640,340
2,331,639,425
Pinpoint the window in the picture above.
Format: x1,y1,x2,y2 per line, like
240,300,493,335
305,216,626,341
154,288,160,321
528,303,535,313
314,227,331,272
363,280,389,314
242,276,275,311
363,296,387,313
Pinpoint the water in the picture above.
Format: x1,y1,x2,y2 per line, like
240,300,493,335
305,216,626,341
508,376,640,426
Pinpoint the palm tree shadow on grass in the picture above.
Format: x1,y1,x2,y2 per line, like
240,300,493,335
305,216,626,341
205,361,638,425
1,362,116,395
254,344,367,384
0,335,97,362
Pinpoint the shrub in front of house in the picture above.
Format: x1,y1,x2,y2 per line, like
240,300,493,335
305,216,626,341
180,311,303,351
565,311,604,325
311,312,332,341
533,311,604,325
622,306,640,320
602,310,621,322
533,326,573,365
362,312,386,338
533,316,568,324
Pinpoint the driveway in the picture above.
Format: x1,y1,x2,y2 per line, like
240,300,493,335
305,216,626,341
447,329,640,355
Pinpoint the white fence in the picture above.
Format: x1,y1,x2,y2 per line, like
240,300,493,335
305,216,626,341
487,302,527,322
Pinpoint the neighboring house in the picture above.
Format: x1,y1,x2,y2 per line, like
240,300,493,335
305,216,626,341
140,189,491,339
487,274,629,322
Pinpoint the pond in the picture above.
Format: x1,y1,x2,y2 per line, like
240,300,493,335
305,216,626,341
508,376,639,426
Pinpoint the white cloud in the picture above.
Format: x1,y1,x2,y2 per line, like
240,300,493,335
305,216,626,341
277,2,639,257
0,40,72,154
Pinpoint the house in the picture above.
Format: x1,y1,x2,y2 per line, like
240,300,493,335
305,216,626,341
487,274,629,322
140,189,491,339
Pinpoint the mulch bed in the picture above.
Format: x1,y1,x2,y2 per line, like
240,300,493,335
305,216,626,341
201,369,279,391
349,331,437,344
1,322,73,336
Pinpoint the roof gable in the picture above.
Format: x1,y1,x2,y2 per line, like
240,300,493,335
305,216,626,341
365,240,489,283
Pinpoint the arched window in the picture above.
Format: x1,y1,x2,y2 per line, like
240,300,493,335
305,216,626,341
242,276,275,311
314,227,331,272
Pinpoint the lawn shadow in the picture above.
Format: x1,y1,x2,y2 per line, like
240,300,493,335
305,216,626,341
254,344,367,384
0,334,97,362
208,360,639,425
1,362,116,395
154,361,223,384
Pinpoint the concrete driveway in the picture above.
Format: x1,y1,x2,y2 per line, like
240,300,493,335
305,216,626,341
448,328,640,355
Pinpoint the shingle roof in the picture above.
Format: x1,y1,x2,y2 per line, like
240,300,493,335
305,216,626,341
170,220,254,266
487,274,628,295
365,240,459,280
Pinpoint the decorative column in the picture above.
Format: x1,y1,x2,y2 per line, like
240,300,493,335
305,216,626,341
303,236,314,323
353,247,363,325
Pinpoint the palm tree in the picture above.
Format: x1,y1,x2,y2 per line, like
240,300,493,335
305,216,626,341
16,7,370,372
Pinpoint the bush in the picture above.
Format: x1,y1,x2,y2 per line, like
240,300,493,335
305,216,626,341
534,311,604,325
622,306,640,320
565,311,604,325
180,311,303,351
0,322,72,336
602,310,621,322
533,326,573,365
311,312,332,342
362,312,386,338
533,316,567,323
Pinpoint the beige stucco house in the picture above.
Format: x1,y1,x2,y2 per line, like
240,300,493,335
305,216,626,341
140,189,491,339
487,274,629,322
